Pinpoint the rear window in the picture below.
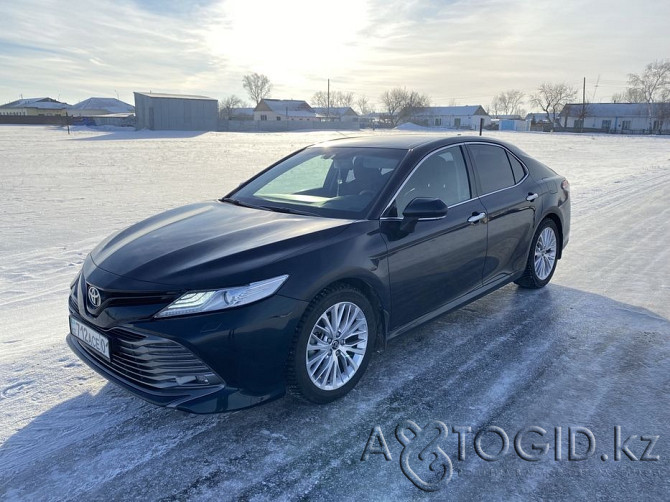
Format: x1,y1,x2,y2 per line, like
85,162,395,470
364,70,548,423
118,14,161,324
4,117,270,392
469,144,516,194
507,152,526,183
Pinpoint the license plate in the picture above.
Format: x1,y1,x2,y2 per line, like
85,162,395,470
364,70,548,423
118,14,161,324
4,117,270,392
70,317,110,360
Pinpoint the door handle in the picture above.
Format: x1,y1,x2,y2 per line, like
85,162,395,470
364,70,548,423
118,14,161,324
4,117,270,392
468,212,486,224
526,193,539,202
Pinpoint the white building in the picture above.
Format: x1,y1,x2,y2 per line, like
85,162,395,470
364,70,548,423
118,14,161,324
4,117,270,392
561,103,670,133
411,105,491,129
0,97,70,116
254,99,318,121
312,107,359,123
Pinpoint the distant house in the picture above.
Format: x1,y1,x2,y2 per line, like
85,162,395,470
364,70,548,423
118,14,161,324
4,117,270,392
525,112,556,131
312,107,359,123
411,105,491,129
254,99,318,121
498,118,530,132
560,103,670,133
0,97,70,116
134,92,218,131
70,97,134,117
359,112,384,128
525,112,554,123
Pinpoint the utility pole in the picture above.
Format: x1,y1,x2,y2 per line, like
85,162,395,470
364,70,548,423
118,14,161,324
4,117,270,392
327,79,330,119
581,77,586,133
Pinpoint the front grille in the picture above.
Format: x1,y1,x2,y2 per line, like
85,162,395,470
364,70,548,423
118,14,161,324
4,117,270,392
78,328,221,390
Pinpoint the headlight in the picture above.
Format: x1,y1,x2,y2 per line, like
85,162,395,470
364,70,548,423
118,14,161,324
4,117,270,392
155,275,289,318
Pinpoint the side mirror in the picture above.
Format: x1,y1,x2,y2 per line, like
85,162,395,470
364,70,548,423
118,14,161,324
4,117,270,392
402,197,448,219
400,197,448,233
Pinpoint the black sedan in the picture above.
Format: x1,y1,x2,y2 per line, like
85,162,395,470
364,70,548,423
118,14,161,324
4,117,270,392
67,135,570,413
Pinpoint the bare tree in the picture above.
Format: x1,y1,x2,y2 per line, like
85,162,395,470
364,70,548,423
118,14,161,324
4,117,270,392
491,89,525,116
355,95,373,115
219,95,246,119
311,91,355,114
335,91,354,108
379,87,430,127
242,73,272,106
611,88,646,103
380,88,406,127
311,91,329,109
628,60,670,132
311,90,355,112
529,83,577,128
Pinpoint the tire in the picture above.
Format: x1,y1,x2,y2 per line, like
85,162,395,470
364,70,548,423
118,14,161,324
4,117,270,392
287,285,376,404
515,219,560,289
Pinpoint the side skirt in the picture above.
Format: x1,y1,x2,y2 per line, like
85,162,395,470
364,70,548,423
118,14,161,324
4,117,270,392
385,271,524,342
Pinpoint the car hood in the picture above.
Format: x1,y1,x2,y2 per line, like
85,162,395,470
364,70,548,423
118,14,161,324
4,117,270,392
90,201,354,289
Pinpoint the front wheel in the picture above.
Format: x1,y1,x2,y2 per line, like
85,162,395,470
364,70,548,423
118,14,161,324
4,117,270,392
515,219,559,289
287,285,376,403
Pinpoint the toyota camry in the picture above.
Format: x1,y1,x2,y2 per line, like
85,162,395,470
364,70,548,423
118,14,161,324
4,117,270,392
67,135,570,413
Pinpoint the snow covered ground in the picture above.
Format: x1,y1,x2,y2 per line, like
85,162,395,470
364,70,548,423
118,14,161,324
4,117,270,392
1,125,669,500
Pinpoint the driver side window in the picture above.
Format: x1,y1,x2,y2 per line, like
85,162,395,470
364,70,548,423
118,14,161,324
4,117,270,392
389,146,471,216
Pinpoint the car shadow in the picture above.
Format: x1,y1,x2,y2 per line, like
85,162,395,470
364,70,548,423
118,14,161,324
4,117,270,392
2,283,669,500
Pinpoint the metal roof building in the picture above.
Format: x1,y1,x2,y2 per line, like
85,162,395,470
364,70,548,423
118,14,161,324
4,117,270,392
134,92,218,131
71,97,135,116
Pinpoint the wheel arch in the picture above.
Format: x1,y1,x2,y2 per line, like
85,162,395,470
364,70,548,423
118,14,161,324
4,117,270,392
541,211,564,259
313,277,389,351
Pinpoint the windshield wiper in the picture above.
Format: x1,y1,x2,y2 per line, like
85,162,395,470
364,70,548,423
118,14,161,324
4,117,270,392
222,197,317,216
257,205,319,217
221,197,262,209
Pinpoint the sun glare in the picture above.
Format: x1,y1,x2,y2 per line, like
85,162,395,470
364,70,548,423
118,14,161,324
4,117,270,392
205,0,370,87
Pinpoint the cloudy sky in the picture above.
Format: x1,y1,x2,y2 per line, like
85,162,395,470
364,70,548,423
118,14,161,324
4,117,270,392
1,0,668,110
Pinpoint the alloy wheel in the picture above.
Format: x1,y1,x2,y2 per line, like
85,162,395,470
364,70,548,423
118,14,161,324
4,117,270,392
306,301,368,391
534,227,557,280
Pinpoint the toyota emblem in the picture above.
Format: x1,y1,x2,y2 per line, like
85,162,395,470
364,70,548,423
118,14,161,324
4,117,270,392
88,286,101,308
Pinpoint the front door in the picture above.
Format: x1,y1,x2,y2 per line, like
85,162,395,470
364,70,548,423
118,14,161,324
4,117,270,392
381,146,488,329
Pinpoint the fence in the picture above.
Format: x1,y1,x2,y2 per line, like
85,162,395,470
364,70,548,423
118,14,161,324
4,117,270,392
218,120,360,132
0,115,70,126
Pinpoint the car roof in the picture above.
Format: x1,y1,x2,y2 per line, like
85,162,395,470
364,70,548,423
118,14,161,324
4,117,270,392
310,134,509,151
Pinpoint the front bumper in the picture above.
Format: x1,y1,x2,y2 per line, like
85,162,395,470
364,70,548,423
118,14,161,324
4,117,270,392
68,284,309,413
67,333,279,413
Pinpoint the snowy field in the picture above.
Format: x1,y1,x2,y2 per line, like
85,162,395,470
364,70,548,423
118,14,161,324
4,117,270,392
1,125,669,500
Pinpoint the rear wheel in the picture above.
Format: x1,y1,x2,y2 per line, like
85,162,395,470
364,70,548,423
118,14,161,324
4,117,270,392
515,219,559,289
287,285,375,403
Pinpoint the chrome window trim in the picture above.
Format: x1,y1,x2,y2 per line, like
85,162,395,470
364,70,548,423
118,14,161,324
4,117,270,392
466,142,529,198
380,141,530,218
380,143,474,217
379,197,475,221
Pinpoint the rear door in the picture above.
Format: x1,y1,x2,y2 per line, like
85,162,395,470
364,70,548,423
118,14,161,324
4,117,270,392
466,143,537,284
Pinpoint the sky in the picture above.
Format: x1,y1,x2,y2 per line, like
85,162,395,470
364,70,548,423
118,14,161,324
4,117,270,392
0,0,669,110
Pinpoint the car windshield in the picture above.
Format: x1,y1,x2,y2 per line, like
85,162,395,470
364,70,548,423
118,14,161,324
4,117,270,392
228,146,408,219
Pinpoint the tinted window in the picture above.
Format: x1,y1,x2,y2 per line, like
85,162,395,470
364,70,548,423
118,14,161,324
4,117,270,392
507,152,526,183
469,144,515,194
389,146,471,216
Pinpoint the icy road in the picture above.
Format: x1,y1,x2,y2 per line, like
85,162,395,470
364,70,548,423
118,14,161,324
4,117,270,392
1,126,669,500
